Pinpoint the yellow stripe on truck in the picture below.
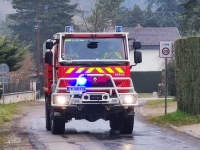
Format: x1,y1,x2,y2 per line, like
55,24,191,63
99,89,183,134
105,67,114,73
66,68,75,73
96,68,105,73
65,67,124,74
76,67,85,73
115,67,124,73
86,68,94,73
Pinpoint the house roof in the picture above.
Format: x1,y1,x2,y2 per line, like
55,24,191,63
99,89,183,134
123,27,181,45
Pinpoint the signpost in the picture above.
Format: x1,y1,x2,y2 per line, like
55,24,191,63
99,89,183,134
0,63,9,104
159,41,173,114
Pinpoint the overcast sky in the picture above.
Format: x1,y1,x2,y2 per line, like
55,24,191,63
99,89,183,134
0,0,15,19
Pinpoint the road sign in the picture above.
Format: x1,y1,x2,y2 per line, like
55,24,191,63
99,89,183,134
0,64,9,104
0,63,9,73
159,41,173,58
0,72,8,77
0,77,8,84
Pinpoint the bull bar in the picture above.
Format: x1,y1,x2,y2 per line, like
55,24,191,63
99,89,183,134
51,74,138,107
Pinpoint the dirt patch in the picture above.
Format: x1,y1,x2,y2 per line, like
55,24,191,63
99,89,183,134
0,101,44,150
139,101,177,117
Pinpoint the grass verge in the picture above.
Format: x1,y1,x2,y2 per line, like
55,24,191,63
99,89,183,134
0,135,5,146
150,110,200,127
146,100,200,127
0,103,19,124
0,103,20,145
146,99,175,105
138,93,153,98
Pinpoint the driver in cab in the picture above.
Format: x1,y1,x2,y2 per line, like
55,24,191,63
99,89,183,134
66,46,79,59
103,44,122,59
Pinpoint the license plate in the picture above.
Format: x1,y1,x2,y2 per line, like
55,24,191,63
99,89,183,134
67,86,86,94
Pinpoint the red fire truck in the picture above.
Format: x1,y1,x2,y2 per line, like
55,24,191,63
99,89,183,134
43,26,142,134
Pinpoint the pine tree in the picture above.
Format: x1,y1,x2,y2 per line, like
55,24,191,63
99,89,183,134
129,5,146,27
6,0,77,74
86,0,125,32
7,0,78,51
181,0,200,35
114,4,159,27
0,35,27,71
143,4,159,27
0,17,14,37
145,0,183,27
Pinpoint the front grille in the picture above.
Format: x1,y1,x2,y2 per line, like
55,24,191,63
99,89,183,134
82,101,108,104
90,95,102,100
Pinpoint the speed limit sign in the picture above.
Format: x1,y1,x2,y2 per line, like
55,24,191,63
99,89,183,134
159,41,173,58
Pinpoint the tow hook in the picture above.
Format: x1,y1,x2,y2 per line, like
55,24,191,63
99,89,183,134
77,105,83,110
106,106,110,110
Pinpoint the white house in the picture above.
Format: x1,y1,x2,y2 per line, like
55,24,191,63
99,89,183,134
123,27,181,93
123,27,181,72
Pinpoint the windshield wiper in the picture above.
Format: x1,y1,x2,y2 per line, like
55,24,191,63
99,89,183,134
92,61,126,65
60,62,91,66
60,61,127,66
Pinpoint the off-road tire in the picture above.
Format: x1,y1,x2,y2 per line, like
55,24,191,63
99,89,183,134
51,114,65,134
109,114,121,130
45,95,51,131
119,115,134,134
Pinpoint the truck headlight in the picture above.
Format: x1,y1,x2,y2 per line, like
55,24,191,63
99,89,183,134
120,94,138,104
53,95,70,105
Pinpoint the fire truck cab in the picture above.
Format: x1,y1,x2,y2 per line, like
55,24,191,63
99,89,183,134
44,26,142,135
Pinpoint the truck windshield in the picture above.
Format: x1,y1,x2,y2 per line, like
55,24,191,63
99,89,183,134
62,38,127,60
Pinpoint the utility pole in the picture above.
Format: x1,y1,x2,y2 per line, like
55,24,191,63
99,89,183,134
37,0,41,80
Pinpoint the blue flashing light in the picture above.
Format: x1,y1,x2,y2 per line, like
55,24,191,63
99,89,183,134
115,26,122,32
65,26,73,32
77,77,87,86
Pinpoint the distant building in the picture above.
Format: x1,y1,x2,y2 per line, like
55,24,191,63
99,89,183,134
123,27,181,93
123,27,181,72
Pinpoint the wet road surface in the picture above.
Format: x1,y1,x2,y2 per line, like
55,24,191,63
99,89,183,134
5,101,200,150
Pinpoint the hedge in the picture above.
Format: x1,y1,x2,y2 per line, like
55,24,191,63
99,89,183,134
175,36,200,115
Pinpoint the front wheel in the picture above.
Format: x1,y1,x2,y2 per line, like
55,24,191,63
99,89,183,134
109,114,121,130
45,95,51,131
119,115,134,134
51,111,65,134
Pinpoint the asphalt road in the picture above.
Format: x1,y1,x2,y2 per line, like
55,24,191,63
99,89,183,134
1,100,200,150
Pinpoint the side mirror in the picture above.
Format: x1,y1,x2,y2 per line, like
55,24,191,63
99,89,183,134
133,41,141,50
46,41,53,49
87,41,98,49
134,51,142,64
45,51,53,64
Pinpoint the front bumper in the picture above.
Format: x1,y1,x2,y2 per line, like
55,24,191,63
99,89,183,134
51,74,138,107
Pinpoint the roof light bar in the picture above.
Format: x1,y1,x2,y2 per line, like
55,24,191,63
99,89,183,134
115,26,122,32
65,26,73,32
